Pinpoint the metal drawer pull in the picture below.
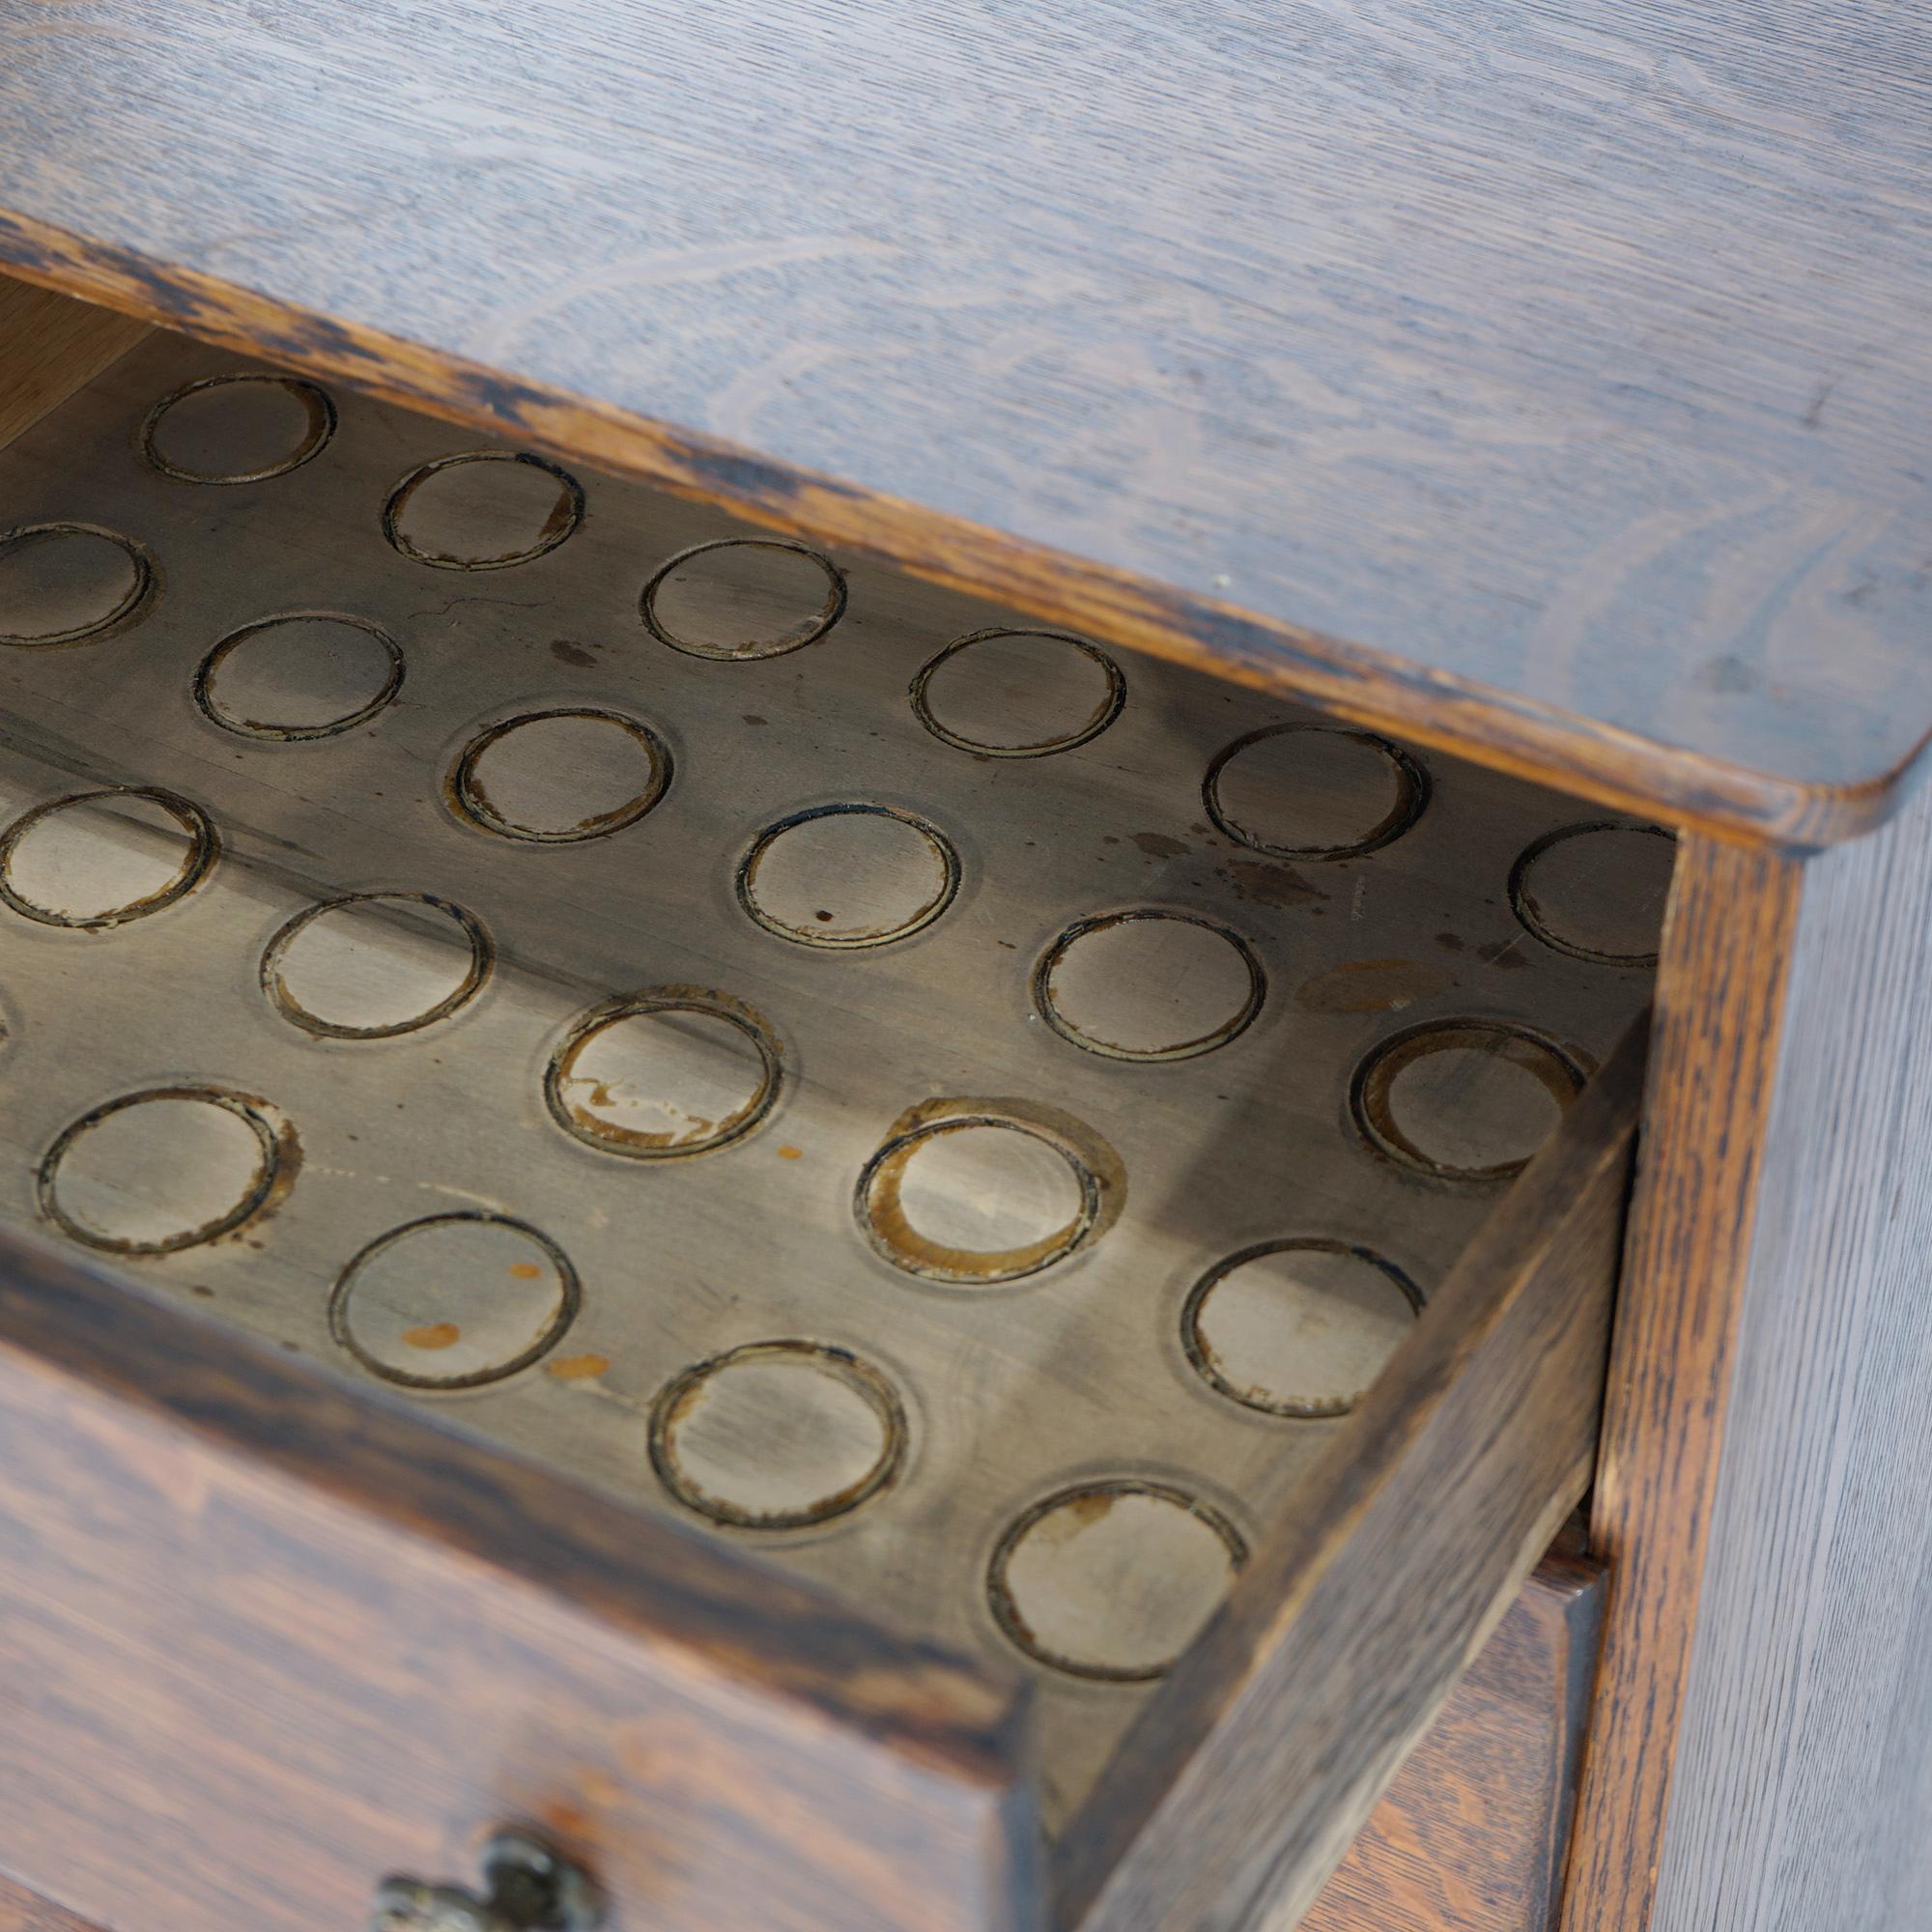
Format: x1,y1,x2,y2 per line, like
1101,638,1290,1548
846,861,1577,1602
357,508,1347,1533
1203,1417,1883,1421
373,1831,602,1932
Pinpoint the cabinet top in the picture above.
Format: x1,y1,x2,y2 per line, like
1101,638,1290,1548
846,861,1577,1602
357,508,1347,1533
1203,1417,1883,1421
1,1,1927,842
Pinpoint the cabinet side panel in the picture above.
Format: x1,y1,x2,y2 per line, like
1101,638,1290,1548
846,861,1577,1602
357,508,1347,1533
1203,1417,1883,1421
1558,837,1803,1932
1643,781,1932,1928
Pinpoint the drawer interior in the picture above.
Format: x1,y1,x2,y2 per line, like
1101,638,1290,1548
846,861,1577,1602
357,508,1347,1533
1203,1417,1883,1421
0,317,1665,1864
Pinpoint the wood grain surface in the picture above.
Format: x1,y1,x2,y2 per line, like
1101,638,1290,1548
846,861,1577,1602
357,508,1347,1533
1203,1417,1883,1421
1626,778,1932,1930
1300,1545,1605,1932
0,1876,99,1932
0,277,148,446
1055,1017,1646,1932
0,325,1662,1850
0,1229,1036,1932
1556,838,1803,1932
0,218,1829,855
0,3,1928,841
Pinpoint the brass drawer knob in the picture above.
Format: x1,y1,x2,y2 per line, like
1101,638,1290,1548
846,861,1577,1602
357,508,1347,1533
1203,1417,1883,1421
373,1831,602,1932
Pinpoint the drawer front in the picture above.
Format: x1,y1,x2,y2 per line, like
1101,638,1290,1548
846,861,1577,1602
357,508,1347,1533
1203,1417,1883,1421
0,1550,1607,1932
0,1233,1034,1932
0,1023,1635,1932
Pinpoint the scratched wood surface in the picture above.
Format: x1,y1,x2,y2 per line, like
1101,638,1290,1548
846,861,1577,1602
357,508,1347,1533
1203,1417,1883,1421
0,3,1927,842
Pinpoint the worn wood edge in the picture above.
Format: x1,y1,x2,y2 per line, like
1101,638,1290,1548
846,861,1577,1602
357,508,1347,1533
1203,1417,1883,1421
0,1872,100,1932
1535,1554,1611,1932
0,275,151,451
1556,838,1804,1932
1495,1543,1614,1926
0,1223,1032,1796
1054,1016,1648,1932
0,207,1905,851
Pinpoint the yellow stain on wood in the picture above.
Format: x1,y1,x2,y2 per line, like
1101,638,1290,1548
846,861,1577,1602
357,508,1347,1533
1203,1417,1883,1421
546,1353,611,1381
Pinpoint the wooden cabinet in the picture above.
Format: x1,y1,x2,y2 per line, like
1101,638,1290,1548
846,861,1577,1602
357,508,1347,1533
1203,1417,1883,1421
0,11,1927,1930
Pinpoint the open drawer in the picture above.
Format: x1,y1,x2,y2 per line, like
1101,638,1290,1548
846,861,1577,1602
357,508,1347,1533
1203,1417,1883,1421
0,312,1663,1932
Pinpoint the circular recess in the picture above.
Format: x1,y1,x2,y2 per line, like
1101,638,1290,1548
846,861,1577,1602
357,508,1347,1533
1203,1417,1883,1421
1510,821,1677,966
649,1340,906,1529
329,1212,579,1389
1181,1240,1423,1418
447,708,671,842
0,787,217,929
910,628,1125,756
262,893,492,1038
856,1113,1100,1285
39,1086,291,1255
547,991,782,1159
641,537,845,660
0,523,153,646
738,804,958,948
988,1481,1246,1681
194,612,405,740
139,373,336,483
383,451,584,570
1352,1020,1587,1183
1034,911,1264,1062
1204,723,1428,861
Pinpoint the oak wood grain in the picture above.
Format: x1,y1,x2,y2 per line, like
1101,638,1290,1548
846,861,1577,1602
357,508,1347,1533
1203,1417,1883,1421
1624,778,1932,1930
1056,1017,1647,1932
1299,1547,1605,1932
0,276,149,449
0,217,1834,852
1557,838,1803,1932
1,0,1928,842
0,1229,1037,1932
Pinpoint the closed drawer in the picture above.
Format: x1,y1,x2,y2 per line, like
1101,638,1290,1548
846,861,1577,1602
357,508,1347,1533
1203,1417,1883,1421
0,305,1661,1932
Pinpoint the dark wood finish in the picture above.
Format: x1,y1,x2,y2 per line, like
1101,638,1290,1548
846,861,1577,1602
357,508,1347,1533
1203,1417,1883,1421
0,1231,1036,1932
1557,838,1804,1932
1302,1547,1605,1932
1572,777,1932,1930
3,0,1930,855
1056,1018,1647,1932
